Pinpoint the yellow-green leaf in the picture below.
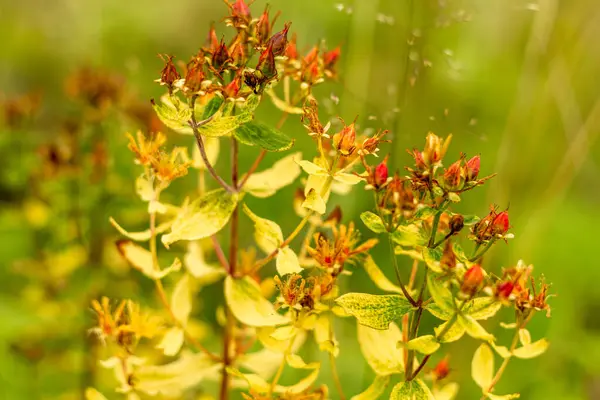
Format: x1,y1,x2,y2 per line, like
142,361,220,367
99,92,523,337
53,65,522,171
162,189,238,247
171,274,192,325
390,379,435,400
435,318,466,343
472,343,494,390
110,217,172,241
350,375,391,400
183,241,225,284
487,393,520,399
360,211,387,233
243,152,302,198
297,160,328,175
427,273,455,314
391,224,427,247
195,95,260,138
513,338,549,359
156,327,185,356
362,256,403,294
425,302,454,321
518,329,531,346
422,247,444,274
302,188,326,214
336,293,412,330
234,121,294,152
333,172,362,185
85,388,108,400
243,204,283,253
117,240,181,279
358,322,404,375
433,382,460,400
407,335,440,355
267,88,304,114
225,276,287,327
491,343,512,358
465,297,502,320
459,314,495,341
276,247,302,276
152,95,194,135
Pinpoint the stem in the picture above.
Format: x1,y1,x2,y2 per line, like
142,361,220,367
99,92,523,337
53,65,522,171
469,239,496,262
406,269,428,380
328,311,346,400
428,200,448,248
387,235,417,305
190,96,236,194
220,137,240,400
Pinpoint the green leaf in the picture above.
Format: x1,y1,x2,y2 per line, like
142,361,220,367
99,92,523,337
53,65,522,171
391,224,426,247
390,379,435,400
234,121,294,152
201,95,224,119
407,335,440,355
152,95,194,135
472,343,494,390
464,297,502,320
350,375,391,400
360,211,387,233
336,293,412,330
357,323,404,375
197,95,260,138
413,206,436,220
512,339,549,359
425,302,454,321
362,256,403,294
422,247,444,273
225,276,288,327
459,314,495,341
435,318,466,343
242,204,283,254
462,214,481,226
448,192,461,203
243,152,302,198
427,273,455,314
162,189,238,247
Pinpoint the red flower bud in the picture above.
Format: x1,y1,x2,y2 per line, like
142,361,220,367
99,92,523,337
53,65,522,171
232,0,250,18
159,55,180,93
285,33,298,60
223,75,241,98
432,356,450,381
374,159,389,188
256,44,277,78
465,155,480,181
212,39,230,70
409,149,426,170
184,57,205,93
267,22,291,56
491,211,510,235
206,24,219,53
332,121,357,156
496,281,514,300
323,46,341,70
461,264,484,296
256,6,272,43
443,160,464,191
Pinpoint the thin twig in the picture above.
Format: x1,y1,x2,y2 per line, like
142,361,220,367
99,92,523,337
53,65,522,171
387,235,417,306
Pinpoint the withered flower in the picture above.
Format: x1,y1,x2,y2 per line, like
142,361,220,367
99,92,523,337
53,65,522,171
127,131,166,166
183,56,206,93
332,118,357,156
267,22,291,56
157,55,180,95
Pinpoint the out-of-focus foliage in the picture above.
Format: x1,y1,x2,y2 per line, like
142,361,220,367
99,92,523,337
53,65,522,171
1,0,599,399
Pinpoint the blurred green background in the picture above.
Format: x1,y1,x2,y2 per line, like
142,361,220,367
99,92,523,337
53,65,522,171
1,0,600,399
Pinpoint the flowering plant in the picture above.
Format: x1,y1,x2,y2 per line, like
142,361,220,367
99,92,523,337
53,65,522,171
88,2,551,399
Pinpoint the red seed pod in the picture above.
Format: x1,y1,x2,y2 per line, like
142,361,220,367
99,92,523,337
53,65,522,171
223,75,241,98
267,23,291,56
285,33,298,60
333,121,357,156
432,356,451,381
232,0,250,19
374,158,389,188
206,24,219,53
496,281,515,300
443,160,464,191
465,155,480,181
159,55,180,93
256,44,277,78
212,39,230,70
409,149,427,170
323,46,341,70
184,57,205,93
461,264,484,296
491,211,510,235
256,6,272,43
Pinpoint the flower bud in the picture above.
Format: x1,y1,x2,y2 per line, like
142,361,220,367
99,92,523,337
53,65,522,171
256,6,272,43
232,0,250,19
496,281,514,300
256,44,276,78
223,75,241,98
184,57,205,93
432,356,450,381
423,132,451,165
465,155,480,181
212,39,230,70
409,149,426,170
461,264,484,296
332,121,357,156
443,160,464,191
449,214,464,234
323,46,341,70
159,55,180,93
267,23,291,56
286,33,298,60
491,211,510,235
374,158,389,188
206,24,219,53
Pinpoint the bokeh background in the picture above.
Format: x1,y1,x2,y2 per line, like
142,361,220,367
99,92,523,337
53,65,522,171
1,0,599,399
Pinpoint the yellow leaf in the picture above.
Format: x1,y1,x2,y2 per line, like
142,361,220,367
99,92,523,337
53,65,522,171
513,338,549,359
172,274,192,325
459,314,495,341
183,241,225,284
363,256,403,294
266,88,304,114
192,136,220,170
465,297,502,320
390,379,435,400
136,174,155,202
85,388,108,400
274,356,320,394
333,172,362,185
313,315,339,356
110,217,172,242
518,329,531,346
242,204,283,253
162,189,238,247
156,327,185,356
228,368,271,393
225,276,288,327
297,160,328,175
435,318,466,343
117,240,181,279
270,325,297,341
406,335,440,355
358,322,404,375
433,382,460,400
302,188,326,214
286,353,319,369
336,293,412,330
350,375,391,400
472,344,494,390
487,393,520,399
239,348,286,379
243,152,302,198
276,247,302,276
490,342,512,359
